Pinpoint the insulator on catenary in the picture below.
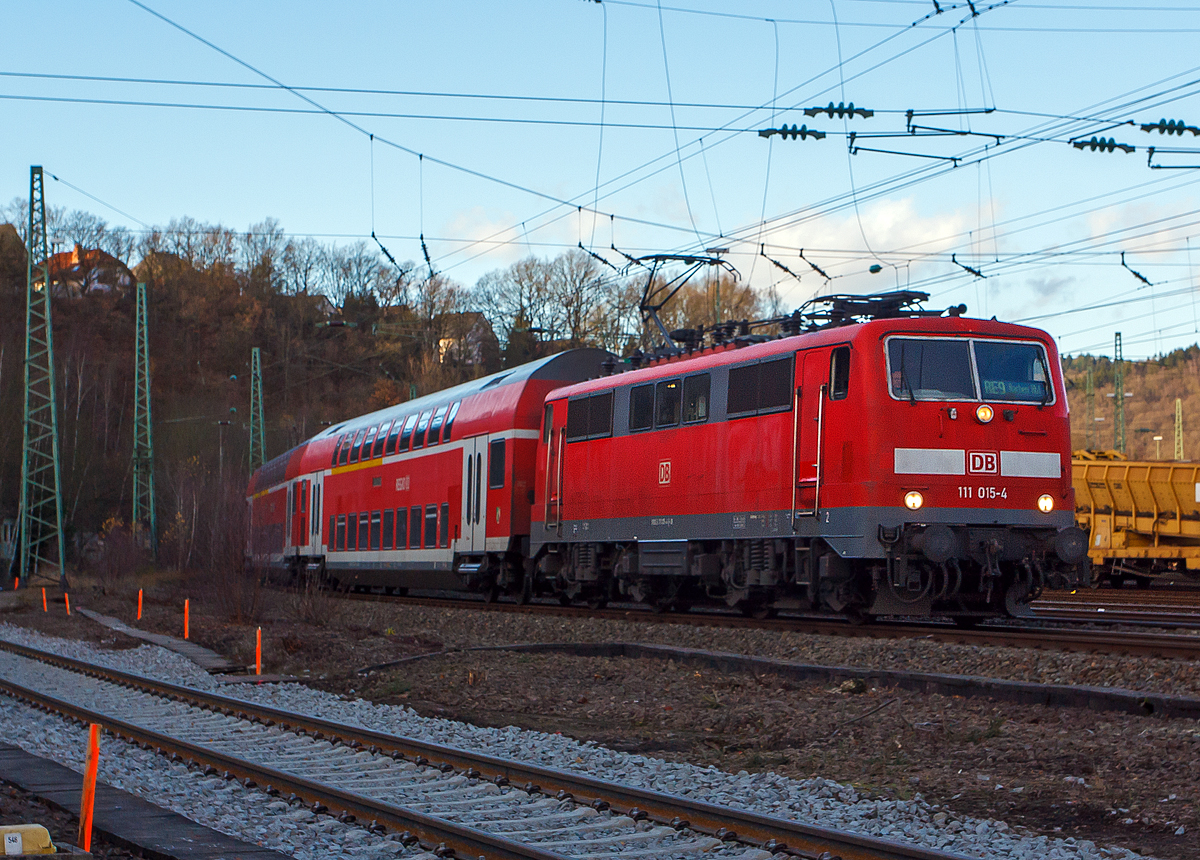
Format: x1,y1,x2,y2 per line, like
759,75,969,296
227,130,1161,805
1140,118,1200,137
757,123,826,141
1071,136,1135,154
804,101,874,119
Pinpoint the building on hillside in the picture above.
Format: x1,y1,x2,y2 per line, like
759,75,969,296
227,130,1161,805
47,243,135,298
437,311,501,370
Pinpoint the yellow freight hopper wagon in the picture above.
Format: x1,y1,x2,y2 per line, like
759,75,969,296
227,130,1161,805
1073,450,1200,587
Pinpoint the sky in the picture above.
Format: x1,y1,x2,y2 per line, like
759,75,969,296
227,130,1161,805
4,1,1200,360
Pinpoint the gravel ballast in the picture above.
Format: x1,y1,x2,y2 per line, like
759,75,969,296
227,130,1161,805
0,622,1162,860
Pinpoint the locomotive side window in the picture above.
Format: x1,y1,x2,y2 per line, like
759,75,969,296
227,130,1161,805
384,420,402,455
727,365,757,416
489,438,507,488
336,514,346,551
398,414,418,452
629,384,655,431
542,404,554,443
589,391,613,437
974,341,1050,402
382,509,394,550
566,399,589,440
409,506,422,548
655,379,681,427
830,347,851,401
424,504,438,548
443,401,461,442
759,357,793,410
567,393,614,441
728,356,794,416
427,406,448,445
439,502,450,547
413,410,433,449
683,374,710,423
888,339,975,400
396,507,408,549
372,422,391,457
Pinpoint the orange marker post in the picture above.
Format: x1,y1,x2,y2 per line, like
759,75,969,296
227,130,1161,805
183,599,189,639
41,588,47,613
256,627,262,676
137,588,143,621
13,577,18,590
64,593,71,616
78,723,100,852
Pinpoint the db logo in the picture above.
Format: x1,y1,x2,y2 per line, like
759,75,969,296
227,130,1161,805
968,451,998,474
658,460,672,485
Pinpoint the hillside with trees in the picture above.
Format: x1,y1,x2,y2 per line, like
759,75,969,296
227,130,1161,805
0,204,762,570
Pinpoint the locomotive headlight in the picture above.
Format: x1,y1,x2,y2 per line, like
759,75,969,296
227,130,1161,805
904,491,924,510
975,404,995,424
1037,493,1054,513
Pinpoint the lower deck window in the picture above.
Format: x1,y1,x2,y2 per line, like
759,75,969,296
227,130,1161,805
336,515,346,551
382,509,394,550
328,515,335,548
395,507,407,549
439,502,450,547
345,514,356,550
409,506,422,548
424,504,438,548
369,511,381,550
357,513,369,549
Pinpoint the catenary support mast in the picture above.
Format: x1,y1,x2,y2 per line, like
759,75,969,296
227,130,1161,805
18,166,67,588
249,346,265,470
132,282,157,556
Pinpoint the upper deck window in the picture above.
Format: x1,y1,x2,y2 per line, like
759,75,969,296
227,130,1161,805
886,337,1052,403
427,406,448,445
413,410,433,449
443,401,461,442
398,414,418,452
372,422,391,458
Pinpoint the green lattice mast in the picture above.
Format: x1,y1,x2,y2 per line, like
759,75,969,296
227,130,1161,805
132,282,157,556
248,346,265,470
18,166,67,588
1085,368,1095,449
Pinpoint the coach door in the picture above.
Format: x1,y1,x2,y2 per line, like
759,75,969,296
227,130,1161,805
461,436,488,552
794,350,829,517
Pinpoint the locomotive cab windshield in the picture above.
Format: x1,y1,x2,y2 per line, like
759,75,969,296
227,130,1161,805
887,337,1051,403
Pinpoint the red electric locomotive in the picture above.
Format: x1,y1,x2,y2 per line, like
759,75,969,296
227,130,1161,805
248,291,1087,622
529,292,1088,622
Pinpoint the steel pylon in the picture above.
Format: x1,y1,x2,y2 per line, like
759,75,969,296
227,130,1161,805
248,346,265,470
132,282,157,556
18,166,67,588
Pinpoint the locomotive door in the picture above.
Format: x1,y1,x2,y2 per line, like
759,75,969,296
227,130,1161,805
794,349,830,516
461,436,489,552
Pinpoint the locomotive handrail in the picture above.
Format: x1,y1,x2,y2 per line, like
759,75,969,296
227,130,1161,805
790,384,800,530
554,428,565,536
815,382,827,516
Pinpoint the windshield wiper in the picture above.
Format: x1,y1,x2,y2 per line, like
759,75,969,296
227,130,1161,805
899,354,917,405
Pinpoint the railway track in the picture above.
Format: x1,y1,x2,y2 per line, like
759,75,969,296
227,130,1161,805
322,589,1200,660
0,639,975,860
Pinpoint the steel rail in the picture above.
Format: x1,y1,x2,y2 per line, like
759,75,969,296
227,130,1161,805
321,589,1200,658
0,674,570,860
0,639,976,860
